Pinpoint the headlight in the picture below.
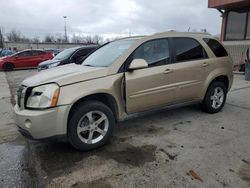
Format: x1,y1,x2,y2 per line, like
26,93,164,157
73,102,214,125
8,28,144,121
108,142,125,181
47,61,60,69
26,83,60,109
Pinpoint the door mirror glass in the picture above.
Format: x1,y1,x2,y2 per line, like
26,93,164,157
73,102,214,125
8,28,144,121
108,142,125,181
128,59,148,70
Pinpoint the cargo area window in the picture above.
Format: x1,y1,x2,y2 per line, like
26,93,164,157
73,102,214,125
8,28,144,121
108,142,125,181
203,38,228,57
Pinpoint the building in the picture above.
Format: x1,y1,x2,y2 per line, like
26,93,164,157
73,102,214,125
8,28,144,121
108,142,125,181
3,41,91,52
208,0,250,70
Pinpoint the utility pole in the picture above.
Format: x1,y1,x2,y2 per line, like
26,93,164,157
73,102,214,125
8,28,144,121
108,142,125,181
63,16,68,42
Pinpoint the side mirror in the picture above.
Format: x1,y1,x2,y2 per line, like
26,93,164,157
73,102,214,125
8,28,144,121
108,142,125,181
128,59,148,70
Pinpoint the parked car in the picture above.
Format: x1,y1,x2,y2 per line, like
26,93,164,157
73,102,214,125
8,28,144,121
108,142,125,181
44,48,62,57
0,49,14,57
0,49,53,71
38,46,98,71
15,32,233,151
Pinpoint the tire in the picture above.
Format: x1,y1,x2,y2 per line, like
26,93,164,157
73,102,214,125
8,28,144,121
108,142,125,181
201,81,227,113
68,100,115,151
3,62,14,71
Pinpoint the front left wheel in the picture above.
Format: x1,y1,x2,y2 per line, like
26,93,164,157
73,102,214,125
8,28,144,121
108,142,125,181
68,100,115,151
3,62,14,71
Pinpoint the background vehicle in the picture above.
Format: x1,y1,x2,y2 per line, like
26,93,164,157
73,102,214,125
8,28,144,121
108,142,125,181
0,49,53,71
0,49,14,57
38,45,98,71
15,32,233,151
44,48,62,57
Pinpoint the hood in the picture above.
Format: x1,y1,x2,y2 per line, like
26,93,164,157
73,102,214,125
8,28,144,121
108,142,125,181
0,56,10,61
38,59,60,67
22,64,109,87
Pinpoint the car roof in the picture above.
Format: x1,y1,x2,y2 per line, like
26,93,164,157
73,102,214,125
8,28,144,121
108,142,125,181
116,31,212,42
66,45,99,51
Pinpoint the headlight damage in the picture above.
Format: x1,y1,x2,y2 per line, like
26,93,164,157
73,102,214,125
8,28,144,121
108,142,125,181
26,83,60,109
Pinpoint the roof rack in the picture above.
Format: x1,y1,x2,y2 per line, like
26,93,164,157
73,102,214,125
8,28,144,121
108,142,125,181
153,31,211,36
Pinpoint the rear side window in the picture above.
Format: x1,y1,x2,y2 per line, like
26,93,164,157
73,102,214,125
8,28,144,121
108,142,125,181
32,51,45,56
203,38,228,57
173,38,207,62
133,38,171,67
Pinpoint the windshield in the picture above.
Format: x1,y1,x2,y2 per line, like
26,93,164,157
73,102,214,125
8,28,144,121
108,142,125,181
82,40,135,67
53,48,75,60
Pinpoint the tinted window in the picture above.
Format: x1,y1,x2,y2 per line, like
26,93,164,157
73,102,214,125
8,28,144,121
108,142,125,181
226,11,247,40
133,39,170,67
18,51,33,57
32,51,45,56
74,48,93,58
203,38,228,57
174,38,206,62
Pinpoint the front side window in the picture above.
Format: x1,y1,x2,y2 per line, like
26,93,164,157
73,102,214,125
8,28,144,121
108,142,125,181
203,38,228,57
18,51,33,57
173,38,206,62
132,39,170,67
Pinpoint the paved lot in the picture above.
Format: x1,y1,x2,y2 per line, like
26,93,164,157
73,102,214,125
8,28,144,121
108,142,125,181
0,69,250,188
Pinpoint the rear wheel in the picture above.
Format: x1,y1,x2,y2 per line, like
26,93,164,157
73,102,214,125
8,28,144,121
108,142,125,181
3,62,14,71
201,81,227,113
68,100,115,151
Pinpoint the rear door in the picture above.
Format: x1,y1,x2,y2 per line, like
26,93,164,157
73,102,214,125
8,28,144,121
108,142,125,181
125,38,176,113
172,37,208,102
31,50,47,67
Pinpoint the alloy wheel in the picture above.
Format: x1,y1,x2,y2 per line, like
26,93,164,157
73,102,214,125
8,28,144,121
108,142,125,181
77,111,109,144
210,87,224,109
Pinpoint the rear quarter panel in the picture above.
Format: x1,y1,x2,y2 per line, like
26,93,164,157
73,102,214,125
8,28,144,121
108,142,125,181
201,56,233,98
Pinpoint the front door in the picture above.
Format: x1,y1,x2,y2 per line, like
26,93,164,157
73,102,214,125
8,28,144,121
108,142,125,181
125,38,176,113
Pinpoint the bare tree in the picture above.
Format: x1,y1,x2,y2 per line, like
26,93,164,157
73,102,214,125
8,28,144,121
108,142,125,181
92,35,103,45
6,29,22,42
71,34,85,43
5,29,31,42
44,34,55,43
84,35,93,44
32,37,40,43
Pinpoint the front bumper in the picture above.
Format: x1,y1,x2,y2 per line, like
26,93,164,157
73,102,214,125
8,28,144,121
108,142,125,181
14,104,70,139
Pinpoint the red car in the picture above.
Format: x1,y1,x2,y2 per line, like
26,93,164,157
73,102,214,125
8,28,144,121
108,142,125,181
0,49,53,71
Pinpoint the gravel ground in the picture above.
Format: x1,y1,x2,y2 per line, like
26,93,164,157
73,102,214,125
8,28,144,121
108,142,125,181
0,69,250,188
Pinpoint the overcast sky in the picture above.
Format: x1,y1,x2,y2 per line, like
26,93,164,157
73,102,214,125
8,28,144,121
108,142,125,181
0,0,222,39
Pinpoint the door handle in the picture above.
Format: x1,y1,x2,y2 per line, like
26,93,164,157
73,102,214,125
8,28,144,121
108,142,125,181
163,69,174,74
202,62,209,67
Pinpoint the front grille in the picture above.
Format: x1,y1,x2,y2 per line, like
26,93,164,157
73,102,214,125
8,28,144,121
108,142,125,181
17,85,26,108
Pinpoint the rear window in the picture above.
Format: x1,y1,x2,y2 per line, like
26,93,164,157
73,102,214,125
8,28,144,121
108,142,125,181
173,38,207,62
203,38,228,57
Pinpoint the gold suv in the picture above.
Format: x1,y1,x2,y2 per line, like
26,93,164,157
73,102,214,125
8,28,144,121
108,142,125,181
14,32,233,151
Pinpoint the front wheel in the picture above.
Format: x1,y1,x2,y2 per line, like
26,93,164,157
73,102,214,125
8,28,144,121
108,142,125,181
201,81,227,113
3,62,14,71
68,101,115,151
